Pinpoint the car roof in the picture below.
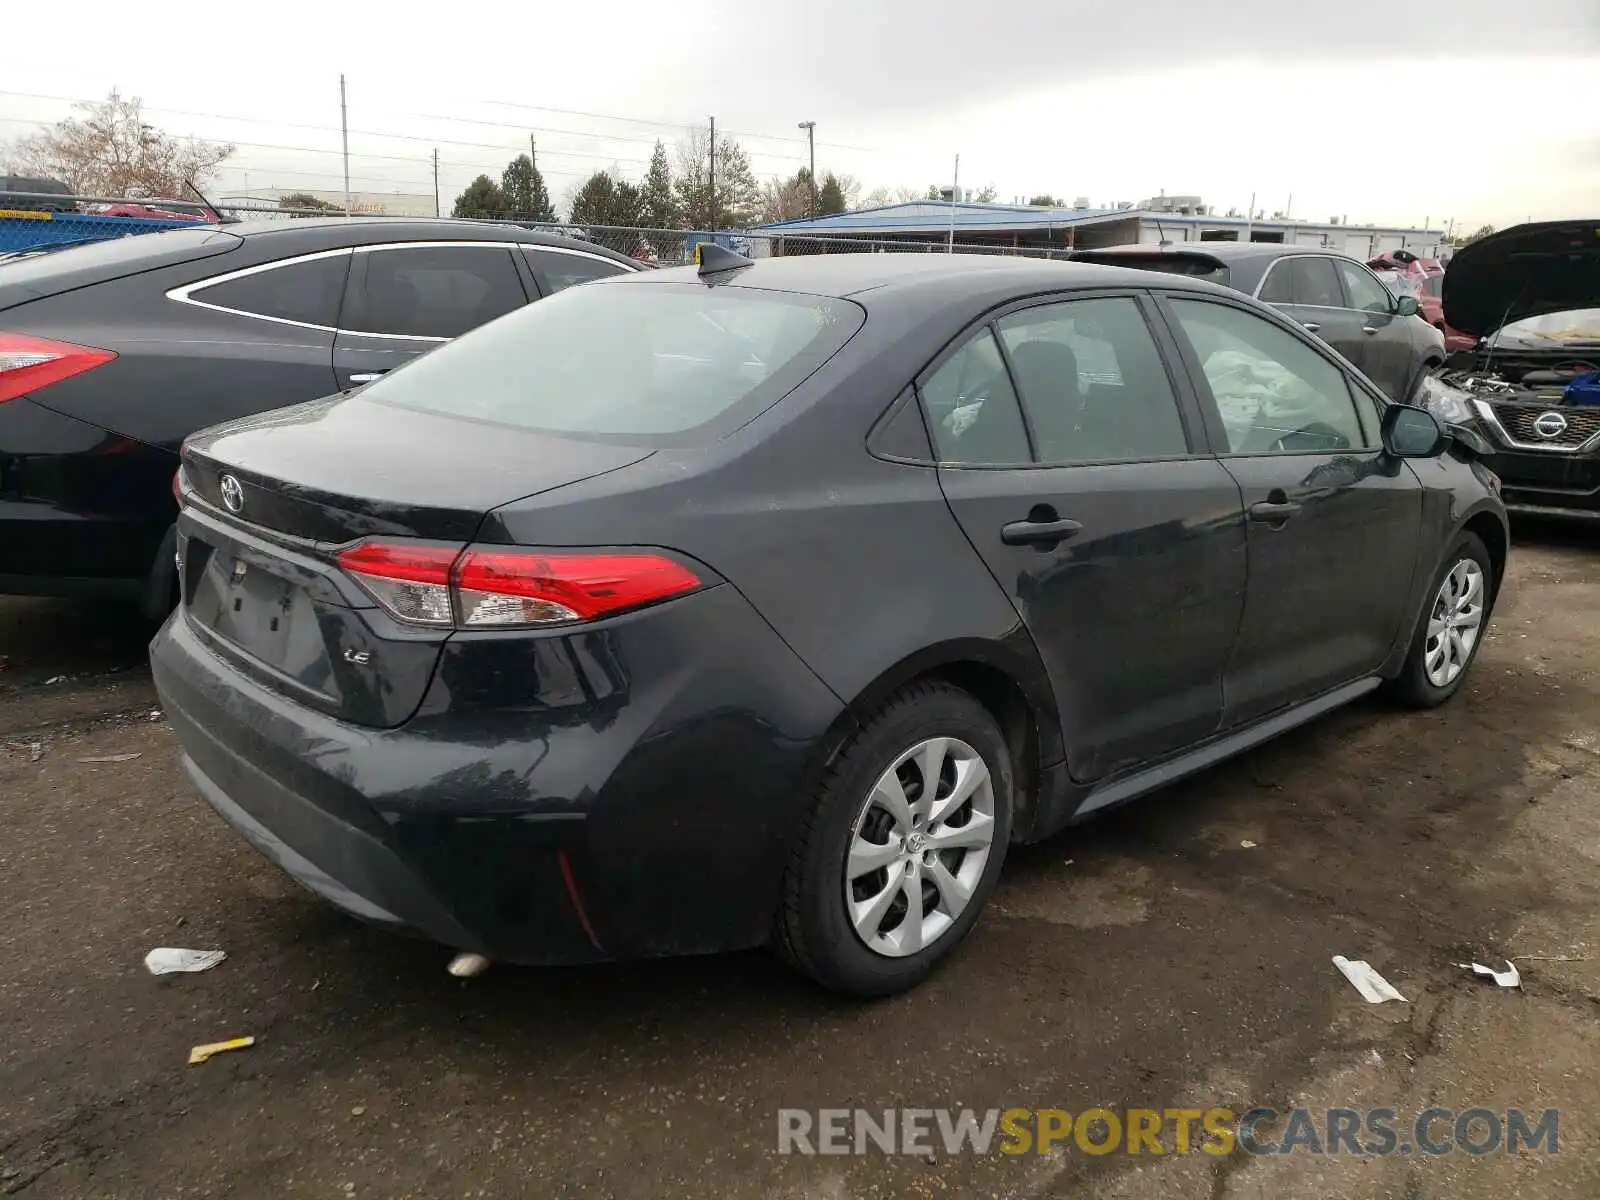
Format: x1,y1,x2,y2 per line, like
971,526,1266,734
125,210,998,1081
629,253,1227,300
1080,241,1356,265
219,217,634,262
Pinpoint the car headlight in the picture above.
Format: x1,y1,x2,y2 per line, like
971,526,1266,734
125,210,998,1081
1414,374,1476,426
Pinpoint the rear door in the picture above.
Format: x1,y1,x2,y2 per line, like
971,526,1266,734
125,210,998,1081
332,243,532,389
1158,294,1421,727
1333,258,1416,400
927,291,1247,780
1256,254,1368,366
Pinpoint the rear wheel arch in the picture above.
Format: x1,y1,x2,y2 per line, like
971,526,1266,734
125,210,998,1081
803,642,1061,838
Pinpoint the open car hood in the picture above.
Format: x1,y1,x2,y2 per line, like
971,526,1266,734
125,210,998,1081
1441,220,1600,337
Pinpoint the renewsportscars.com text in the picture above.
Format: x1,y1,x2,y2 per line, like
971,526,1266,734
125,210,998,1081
777,1106,1559,1158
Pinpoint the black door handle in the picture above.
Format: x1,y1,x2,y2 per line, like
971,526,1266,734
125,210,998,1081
1247,500,1302,523
1001,517,1083,546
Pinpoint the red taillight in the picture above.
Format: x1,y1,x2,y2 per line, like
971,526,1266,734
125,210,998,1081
0,333,116,404
335,542,700,629
455,551,702,625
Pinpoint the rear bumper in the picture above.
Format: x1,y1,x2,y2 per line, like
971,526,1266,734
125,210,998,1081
150,583,845,964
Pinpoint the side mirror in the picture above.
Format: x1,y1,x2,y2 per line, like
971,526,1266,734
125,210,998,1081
1382,403,1447,458
1394,295,1420,317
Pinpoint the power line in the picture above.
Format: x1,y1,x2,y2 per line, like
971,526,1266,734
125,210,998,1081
0,89,828,164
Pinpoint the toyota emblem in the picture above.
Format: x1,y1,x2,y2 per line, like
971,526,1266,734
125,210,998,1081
219,474,245,514
1532,411,1569,439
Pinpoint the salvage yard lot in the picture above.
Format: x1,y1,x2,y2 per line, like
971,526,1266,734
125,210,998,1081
3,522,1600,1200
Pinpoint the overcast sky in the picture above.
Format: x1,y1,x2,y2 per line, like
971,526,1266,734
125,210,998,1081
3,0,1597,229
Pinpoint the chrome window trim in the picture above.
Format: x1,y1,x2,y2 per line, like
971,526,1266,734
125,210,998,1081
520,243,640,267
167,240,635,340
1472,398,1600,454
165,247,354,333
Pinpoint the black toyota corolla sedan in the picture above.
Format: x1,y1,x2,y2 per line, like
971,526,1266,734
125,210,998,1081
151,250,1507,996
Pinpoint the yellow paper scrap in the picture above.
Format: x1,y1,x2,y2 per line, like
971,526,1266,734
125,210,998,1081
188,1036,256,1065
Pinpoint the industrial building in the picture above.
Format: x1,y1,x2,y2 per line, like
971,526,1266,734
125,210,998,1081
218,188,438,218
755,200,1443,260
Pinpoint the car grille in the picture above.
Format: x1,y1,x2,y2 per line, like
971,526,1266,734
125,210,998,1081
1489,403,1600,449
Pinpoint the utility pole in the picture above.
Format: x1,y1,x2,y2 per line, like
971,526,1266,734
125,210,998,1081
708,116,717,232
948,154,959,253
432,149,440,218
798,120,816,217
1244,190,1255,242
339,74,351,218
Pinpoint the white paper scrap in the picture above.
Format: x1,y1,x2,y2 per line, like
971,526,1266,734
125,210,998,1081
145,948,227,976
1459,959,1521,989
1332,955,1407,1003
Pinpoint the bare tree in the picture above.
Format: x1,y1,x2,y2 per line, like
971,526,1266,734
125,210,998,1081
761,170,813,223
673,127,760,229
861,184,933,208
8,91,233,198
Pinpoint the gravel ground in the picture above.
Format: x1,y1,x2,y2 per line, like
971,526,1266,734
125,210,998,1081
2,519,1598,1199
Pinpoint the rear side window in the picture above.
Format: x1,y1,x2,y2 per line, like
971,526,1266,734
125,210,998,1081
996,297,1189,463
362,282,863,445
921,331,1031,465
187,253,350,327
1257,257,1341,307
343,246,528,339
526,248,630,294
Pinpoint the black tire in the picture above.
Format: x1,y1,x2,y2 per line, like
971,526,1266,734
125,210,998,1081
1386,532,1495,708
773,681,1014,997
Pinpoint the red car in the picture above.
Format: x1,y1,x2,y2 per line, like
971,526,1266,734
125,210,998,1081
93,198,212,223
1369,252,1475,352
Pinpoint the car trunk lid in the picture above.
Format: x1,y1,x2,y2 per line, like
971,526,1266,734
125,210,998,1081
0,226,242,312
178,394,654,728
1441,219,1600,337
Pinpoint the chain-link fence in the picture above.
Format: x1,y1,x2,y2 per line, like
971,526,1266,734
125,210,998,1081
2,191,1077,263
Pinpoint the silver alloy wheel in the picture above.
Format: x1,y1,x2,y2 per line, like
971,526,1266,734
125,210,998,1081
1424,557,1486,688
843,736,996,958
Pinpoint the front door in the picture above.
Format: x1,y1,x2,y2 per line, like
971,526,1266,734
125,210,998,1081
1333,258,1418,401
332,244,532,389
1161,295,1422,727
925,293,1247,780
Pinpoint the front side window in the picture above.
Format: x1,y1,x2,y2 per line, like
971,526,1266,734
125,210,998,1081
1257,257,1342,308
995,297,1188,463
343,246,527,339
526,248,630,294
920,331,1031,465
1169,299,1371,454
188,253,349,327
1337,261,1396,315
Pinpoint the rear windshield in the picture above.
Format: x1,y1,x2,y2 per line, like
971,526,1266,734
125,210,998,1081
1085,253,1230,286
0,226,239,286
364,281,865,445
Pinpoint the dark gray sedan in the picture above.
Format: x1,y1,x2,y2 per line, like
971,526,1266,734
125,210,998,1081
152,251,1505,996
1073,242,1448,404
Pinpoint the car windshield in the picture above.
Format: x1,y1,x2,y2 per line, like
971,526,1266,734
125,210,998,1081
1495,308,1600,341
363,281,865,445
